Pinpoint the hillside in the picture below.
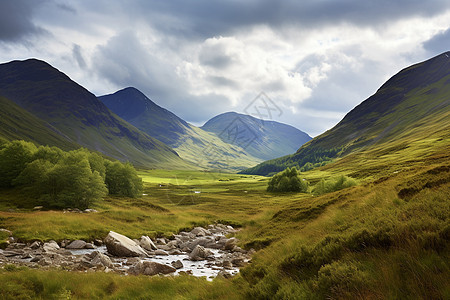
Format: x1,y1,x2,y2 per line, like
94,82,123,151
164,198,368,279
0,96,77,150
99,88,263,171
242,51,450,175
202,112,312,161
0,59,191,169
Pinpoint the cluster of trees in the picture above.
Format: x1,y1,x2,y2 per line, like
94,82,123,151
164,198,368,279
267,167,308,192
267,166,357,195
0,140,143,209
242,146,344,176
312,175,358,195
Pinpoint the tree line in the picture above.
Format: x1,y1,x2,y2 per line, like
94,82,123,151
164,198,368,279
0,139,143,209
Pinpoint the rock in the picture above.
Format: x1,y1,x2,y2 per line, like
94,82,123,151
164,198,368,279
222,260,232,269
191,227,210,236
231,257,245,267
129,261,176,276
39,257,52,266
33,206,43,211
90,251,113,268
224,238,237,251
217,269,233,279
171,260,183,269
140,236,157,251
30,241,41,249
30,256,41,263
85,243,95,249
104,231,148,257
124,257,141,266
189,245,213,261
43,241,60,252
93,239,103,246
84,209,98,213
154,249,169,256
66,240,87,249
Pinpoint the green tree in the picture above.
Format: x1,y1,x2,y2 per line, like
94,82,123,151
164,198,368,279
267,167,308,193
0,140,37,187
105,161,143,197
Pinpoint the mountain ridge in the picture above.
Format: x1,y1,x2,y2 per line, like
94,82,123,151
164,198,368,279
242,51,450,175
0,59,191,169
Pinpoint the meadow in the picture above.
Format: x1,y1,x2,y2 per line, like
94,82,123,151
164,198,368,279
0,129,449,299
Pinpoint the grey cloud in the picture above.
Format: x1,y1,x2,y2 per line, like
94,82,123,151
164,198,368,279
207,76,239,88
0,0,45,42
93,31,235,123
129,0,450,39
72,44,87,69
423,28,450,55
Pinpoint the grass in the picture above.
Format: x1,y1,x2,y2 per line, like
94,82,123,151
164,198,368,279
0,114,449,298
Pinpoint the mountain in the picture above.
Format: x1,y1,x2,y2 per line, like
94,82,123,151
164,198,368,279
0,96,77,150
0,59,191,169
201,112,312,161
242,51,450,175
99,88,263,171
99,87,190,146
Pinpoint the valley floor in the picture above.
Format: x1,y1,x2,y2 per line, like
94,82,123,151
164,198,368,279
0,135,449,299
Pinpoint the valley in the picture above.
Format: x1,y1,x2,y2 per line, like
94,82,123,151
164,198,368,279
0,52,449,299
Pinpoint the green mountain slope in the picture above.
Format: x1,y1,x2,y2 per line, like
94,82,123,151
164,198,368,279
99,87,262,171
242,51,450,175
0,96,77,150
202,112,312,161
0,59,190,169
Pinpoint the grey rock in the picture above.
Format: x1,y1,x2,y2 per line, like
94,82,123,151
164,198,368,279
43,241,60,253
85,243,95,249
30,241,41,249
154,249,169,256
129,261,176,276
66,240,87,249
189,245,213,261
104,231,147,257
171,260,183,269
140,236,157,251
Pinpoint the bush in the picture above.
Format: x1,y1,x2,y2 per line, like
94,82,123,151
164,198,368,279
105,161,143,197
267,167,308,192
312,175,357,195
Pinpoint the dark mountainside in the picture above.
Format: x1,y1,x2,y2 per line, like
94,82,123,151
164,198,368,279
242,51,450,175
99,87,190,146
202,112,312,161
0,59,190,168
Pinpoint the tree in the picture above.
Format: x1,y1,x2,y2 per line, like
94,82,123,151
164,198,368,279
0,140,37,187
267,167,308,193
105,161,143,197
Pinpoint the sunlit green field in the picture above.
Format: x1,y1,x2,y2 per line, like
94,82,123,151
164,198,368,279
1,128,449,298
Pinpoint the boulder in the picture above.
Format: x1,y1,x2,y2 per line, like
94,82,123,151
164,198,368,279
85,251,113,268
104,231,147,257
85,243,95,249
66,240,87,249
30,241,41,249
189,245,213,261
154,249,169,256
129,261,176,276
43,241,60,252
191,227,210,237
171,260,183,269
224,238,237,251
140,236,157,251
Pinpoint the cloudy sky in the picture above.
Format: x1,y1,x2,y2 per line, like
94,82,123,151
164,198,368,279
1,0,449,136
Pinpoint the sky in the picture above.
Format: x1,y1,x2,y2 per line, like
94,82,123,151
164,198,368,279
0,1,449,137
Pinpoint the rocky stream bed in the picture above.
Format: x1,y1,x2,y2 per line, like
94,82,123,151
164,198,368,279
0,224,253,281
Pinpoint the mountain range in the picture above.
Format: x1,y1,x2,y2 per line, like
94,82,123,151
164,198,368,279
242,51,450,175
99,88,311,171
0,59,311,171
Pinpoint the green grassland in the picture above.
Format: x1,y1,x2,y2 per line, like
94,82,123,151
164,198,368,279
1,118,449,298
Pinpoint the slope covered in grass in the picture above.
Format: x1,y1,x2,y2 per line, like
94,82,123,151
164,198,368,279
0,59,191,169
243,51,450,175
99,87,263,171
